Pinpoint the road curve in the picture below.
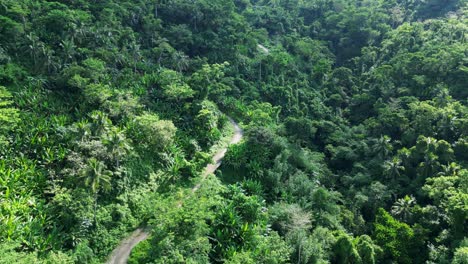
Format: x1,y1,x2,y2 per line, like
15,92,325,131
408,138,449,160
194,117,243,191
106,117,243,264
106,228,149,264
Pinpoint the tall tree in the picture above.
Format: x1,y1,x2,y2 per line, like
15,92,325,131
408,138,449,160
79,158,113,226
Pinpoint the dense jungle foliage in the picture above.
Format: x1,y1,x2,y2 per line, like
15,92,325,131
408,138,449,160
0,0,467,263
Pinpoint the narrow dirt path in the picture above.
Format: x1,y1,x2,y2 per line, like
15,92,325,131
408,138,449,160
106,118,243,264
193,117,243,192
106,228,149,264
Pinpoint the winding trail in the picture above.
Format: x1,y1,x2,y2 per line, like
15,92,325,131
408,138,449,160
106,118,243,264
106,228,149,264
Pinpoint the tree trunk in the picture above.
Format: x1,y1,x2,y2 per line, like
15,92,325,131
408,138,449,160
259,62,262,82
94,192,98,227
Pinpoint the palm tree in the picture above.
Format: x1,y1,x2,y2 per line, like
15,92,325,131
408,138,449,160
75,119,90,142
41,45,58,74
160,145,186,183
434,87,452,107
254,51,267,83
383,157,405,182
422,137,437,151
128,42,142,73
391,195,416,222
80,158,113,226
374,135,393,159
69,21,88,46
438,162,460,176
60,38,76,66
89,111,111,137
24,33,43,70
172,51,189,72
103,128,132,167
439,113,457,140
420,152,439,178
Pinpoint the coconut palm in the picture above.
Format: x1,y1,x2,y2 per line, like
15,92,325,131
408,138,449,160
75,119,90,142
89,111,111,137
383,157,405,182
420,152,439,178
103,128,132,167
374,135,393,159
128,42,141,73
172,51,189,72
60,38,76,66
160,145,186,183
80,158,113,226
24,33,42,68
391,195,416,222
43,45,59,74
437,162,460,176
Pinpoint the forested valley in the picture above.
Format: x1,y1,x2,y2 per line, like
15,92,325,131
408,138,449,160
0,0,467,263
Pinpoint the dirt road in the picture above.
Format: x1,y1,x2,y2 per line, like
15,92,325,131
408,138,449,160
106,228,149,264
106,118,243,264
